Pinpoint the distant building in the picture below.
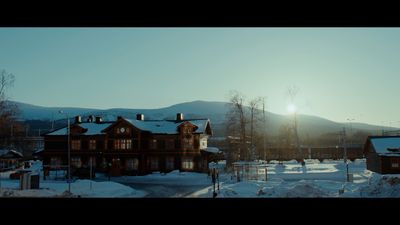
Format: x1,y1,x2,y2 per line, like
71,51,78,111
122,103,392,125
0,149,23,171
364,136,400,174
42,113,220,177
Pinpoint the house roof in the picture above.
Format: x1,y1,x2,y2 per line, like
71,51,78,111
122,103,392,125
125,119,211,135
45,122,113,135
367,136,400,156
0,149,23,158
45,118,212,136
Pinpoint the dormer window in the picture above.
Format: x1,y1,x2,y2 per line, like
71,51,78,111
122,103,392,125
387,148,400,152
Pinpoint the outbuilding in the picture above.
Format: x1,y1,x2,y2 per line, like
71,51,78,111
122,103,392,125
364,136,400,174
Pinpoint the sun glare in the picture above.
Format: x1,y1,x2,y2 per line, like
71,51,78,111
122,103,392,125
287,104,297,114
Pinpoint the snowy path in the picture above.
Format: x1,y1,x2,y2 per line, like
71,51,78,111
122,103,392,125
95,170,215,197
122,183,212,197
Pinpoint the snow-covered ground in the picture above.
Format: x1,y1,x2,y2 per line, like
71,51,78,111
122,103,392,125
2,159,400,198
0,161,147,198
190,159,400,198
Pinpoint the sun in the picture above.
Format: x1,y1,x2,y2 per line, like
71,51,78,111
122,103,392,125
287,104,297,114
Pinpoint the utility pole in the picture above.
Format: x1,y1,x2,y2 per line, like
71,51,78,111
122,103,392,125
347,118,354,147
342,127,349,182
262,98,267,161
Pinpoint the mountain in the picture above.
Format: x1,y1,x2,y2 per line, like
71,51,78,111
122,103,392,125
10,100,392,137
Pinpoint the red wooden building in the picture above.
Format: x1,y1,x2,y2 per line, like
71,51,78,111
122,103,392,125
42,113,219,177
364,136,400,174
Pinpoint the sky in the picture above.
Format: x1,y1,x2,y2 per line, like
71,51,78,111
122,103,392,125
0,28,399,127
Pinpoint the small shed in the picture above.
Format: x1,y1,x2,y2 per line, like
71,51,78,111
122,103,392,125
232,161,268,181
364,136,400,174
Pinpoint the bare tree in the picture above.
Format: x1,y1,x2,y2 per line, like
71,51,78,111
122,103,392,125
248,97,262,160
0,69,19,148
226,90,248,161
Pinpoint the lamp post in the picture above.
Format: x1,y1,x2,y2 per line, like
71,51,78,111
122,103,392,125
59,110,71,193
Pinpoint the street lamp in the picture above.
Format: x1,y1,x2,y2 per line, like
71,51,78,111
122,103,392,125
59,110,71,193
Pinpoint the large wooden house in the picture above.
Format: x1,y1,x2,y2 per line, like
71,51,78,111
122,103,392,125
42,113,219,177
364,136,400,174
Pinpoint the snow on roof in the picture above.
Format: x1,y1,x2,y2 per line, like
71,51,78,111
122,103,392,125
126,119,209,134
46,122,113,135
370,137,400,156
201,147,221,153
46,118,210,136
0,149,23,158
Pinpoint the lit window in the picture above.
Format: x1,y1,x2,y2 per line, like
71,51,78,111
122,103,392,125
114,139,132,150
121,139,126,149
182,157,194,170
392,163,399,168
126,139,132,149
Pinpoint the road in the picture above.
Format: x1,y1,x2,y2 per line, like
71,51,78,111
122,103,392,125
120,182,212,197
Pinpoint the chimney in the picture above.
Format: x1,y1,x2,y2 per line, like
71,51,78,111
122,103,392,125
75,116,81,124
176,113,183,121
136,114,144,121
87,115,94,123
95,116,102,123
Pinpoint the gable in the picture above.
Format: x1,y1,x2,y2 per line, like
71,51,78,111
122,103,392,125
102,118,141,135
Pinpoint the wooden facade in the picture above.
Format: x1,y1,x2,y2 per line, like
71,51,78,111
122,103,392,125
364,136,400,174
42,114,215,177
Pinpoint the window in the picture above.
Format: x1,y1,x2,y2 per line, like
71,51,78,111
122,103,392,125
148,157,158,170
114,139,132,150
200,138,207,149
50,157,62,167
150,139,157,149
126,139,132,149
121,139,126,149
71,140,81,150
71,157,82,168
114,139,120,149
126,158,139,170
89,140,96,150
391,158,400,169
166,156,175,170
182,137,193,150
182,157,194,170
183,127,191,133
166,139,175,150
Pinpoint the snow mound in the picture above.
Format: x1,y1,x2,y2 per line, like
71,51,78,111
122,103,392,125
276,182,328,197
359,173,400,197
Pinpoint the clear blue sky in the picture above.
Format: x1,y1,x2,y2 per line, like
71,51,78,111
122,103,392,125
1,28,399,127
